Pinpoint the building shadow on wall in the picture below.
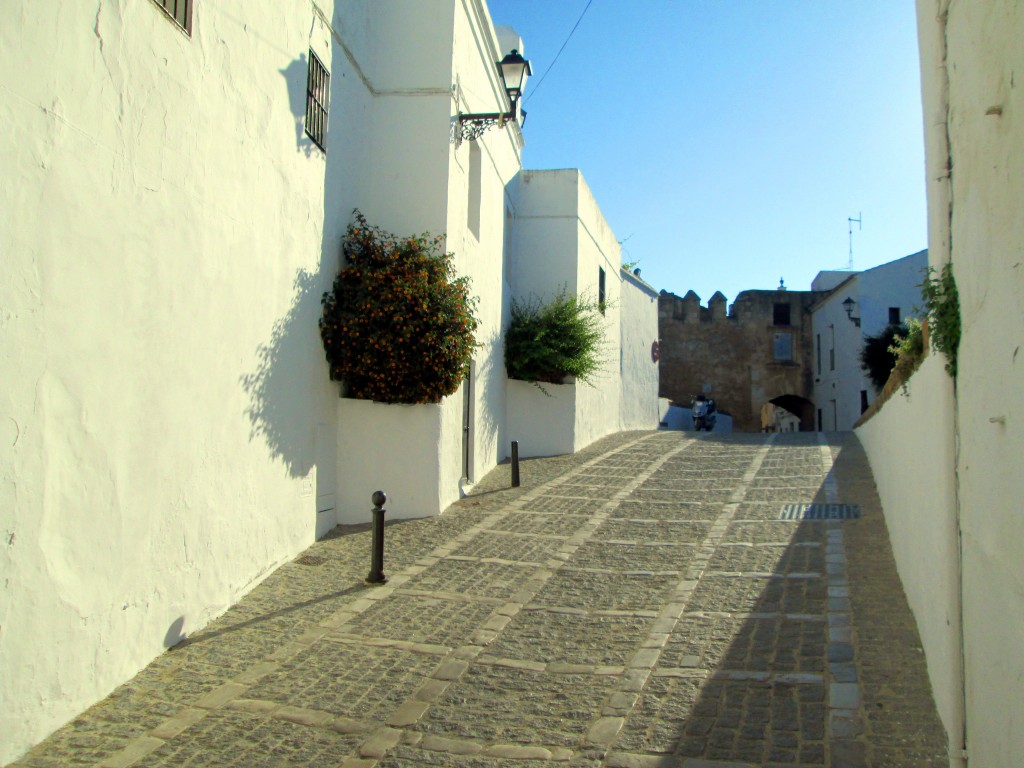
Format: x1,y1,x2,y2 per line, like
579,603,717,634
610,432,947,766
240,268,323,479
473,330,504,460
279,52,318,157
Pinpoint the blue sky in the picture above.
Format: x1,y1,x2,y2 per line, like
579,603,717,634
486,1,928,305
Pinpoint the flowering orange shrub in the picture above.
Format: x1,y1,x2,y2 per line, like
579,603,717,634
319,212,479,404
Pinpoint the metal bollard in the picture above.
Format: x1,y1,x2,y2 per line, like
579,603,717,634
365,490,388,585
511,441,520,487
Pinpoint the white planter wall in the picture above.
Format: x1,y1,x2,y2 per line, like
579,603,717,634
506,380,577,457
335,399,443,522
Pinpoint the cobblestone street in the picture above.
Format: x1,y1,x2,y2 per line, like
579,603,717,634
12,431,949,767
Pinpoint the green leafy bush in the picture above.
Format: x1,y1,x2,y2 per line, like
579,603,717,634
860,323,908,391
889,317,926,385
319,212,478,404
504,290,606,387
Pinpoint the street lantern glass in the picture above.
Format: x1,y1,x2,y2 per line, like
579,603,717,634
498,49,532,103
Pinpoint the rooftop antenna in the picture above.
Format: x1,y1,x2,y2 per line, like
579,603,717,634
847,212,862,270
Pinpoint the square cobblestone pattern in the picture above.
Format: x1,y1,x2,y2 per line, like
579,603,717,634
612,500,721,522
629,488,737,504
417,665,614,747
594,518,711,544
661,615,826,673
486,609,653,665
532,569,679,612
520,497,599,515
706,543,824,574
721,521,826,545
247,642,438,720
684,574,827,615
449,532,565,563
569,541,695,572
341,595,498,646
486,513,584,537
408,559,537,600
378,747,557,767
133,709,362,767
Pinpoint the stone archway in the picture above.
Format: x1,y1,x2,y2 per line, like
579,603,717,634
764,394,815,432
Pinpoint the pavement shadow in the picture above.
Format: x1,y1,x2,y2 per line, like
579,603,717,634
614,432,947,766
170,582,368,651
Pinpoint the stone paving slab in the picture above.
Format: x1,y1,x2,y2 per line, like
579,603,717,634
11,431,949,767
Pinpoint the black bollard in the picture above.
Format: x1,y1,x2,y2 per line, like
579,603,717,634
511,441,520,487
366,490,388,585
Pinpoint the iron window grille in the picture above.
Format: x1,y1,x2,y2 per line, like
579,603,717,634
151,0,192,35
305,49,330,152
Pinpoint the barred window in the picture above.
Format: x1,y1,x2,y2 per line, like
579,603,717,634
305,50,330,152
151,0,192,35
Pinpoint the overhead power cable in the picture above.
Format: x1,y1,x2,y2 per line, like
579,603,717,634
524,0,596,103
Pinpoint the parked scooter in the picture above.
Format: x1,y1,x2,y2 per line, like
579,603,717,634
691,394,717,431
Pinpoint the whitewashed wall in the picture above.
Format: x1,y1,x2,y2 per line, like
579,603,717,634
506,380,577,457
571,173,624,450
812,282,864,430
812,251,928,431
333,0,525,518
508,169,635,455
932,1,1024,764
619,271,661,430
0,1,358,761
859,2,1024,765
856,250,927,331
855,356,961,759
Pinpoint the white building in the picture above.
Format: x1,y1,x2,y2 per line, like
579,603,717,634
505,169,660,457
0,1,660,761
810,250,928,430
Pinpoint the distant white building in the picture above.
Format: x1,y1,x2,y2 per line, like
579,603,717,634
810,250,928,430
0,1,660,761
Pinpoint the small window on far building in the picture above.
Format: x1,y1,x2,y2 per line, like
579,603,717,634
773,332,793,361
305,49,330,152
598,267,607,314
889,306,901,324
773,302,791,326
151,0,192,34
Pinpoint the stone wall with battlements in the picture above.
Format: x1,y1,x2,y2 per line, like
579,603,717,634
658,288,828,431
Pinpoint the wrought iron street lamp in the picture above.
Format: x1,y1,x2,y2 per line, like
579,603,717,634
842,297,861,327
456,49,532,142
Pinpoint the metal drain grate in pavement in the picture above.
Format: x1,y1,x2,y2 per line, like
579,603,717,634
294,554,328,566
779,503,861,520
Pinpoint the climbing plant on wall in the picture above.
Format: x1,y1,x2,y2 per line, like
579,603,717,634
921,263,961,378
319,211,479,404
